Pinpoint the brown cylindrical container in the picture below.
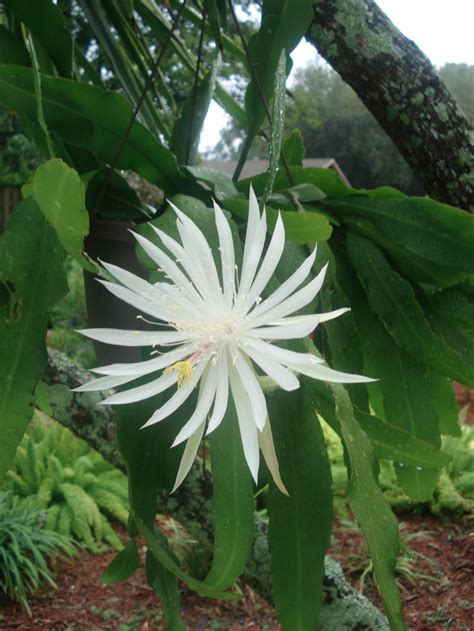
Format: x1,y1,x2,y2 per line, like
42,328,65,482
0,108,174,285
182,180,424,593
84,219,150,365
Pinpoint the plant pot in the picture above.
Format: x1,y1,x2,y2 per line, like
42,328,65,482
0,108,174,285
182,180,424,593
84,219,150,365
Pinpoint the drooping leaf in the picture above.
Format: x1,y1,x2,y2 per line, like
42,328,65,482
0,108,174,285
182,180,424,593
223,198,332,243
185,166,240,201
263,50,287,201
346,232,474,387
0,64,184,193
27,159,94,271
4,0,73,76
203,0,224,51
324,196,474,287
330,383,406,631
0,199,67,481
267,388,333,631
101,538,140,585
204,402,254,592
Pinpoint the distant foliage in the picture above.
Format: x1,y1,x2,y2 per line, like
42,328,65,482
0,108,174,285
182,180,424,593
0,106,40,187
0,491,74,613
5,416,129,552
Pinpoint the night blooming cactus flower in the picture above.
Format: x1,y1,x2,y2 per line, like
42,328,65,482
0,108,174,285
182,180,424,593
75,189,372,494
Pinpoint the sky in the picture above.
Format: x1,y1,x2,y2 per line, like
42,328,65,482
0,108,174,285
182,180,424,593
200,0,474,151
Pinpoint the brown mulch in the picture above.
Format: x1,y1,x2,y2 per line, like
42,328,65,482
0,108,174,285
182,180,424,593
331,515,474,631
1,515,472,631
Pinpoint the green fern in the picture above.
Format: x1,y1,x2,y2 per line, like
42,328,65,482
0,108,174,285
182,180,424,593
5,414,129,552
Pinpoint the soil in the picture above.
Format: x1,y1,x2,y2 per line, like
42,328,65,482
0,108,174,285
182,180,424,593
1,514,472,631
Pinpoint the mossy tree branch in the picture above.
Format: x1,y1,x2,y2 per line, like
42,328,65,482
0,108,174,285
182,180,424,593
307,0,473,211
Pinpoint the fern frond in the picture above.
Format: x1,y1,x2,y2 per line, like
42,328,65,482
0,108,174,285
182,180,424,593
89,488,129,525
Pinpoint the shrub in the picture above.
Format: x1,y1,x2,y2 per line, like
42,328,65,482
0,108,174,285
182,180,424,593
0,491,74,613
5,415,129,552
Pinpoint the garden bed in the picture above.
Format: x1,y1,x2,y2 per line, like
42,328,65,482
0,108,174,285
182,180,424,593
1,514,472,630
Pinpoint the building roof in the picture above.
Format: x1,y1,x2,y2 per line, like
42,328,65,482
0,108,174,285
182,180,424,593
204,158,350,186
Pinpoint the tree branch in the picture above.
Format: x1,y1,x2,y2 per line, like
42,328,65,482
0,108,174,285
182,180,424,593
307,0,473,211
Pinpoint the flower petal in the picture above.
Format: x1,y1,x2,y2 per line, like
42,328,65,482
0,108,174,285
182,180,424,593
258,420,288,496
213,201,236,309
72,374,137,393
77,328,189,347
91,344,194,376
101,371,178,405
287,359,376,384
239,208,267,298
241,343,300,391
97,279,170,322
206,353,229,435
245,314,320,340
233,348,267,430
247,212,285,305
142,358,209,427
172,364,218,446
170,419,207,494
228,361,260,483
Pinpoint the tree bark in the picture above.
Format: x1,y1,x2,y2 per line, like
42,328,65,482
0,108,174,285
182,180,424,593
45,348,388,630
307,0,473,211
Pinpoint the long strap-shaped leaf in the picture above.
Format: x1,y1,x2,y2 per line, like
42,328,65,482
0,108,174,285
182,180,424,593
0,199,67,481
267,387,333,631
330,383,406,631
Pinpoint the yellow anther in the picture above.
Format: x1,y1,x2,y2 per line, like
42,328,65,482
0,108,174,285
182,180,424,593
164,360,193,387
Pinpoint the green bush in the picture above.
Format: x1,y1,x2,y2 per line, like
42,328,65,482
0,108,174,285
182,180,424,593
5,415,129,552
0,107,41,187
0,491,74,613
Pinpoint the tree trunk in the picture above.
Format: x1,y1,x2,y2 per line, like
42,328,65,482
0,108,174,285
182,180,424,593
307,0,473,211
45,348,388,630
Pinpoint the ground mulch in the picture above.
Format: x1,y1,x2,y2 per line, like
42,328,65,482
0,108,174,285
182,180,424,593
1,514,472,630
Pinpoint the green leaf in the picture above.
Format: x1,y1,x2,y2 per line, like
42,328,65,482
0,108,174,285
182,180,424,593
4,0,73,77
171,56,220,165
236,0,313,175
267,388,333,631
223,198,332,243
346,232,474,387
34,381,52,416
101,538,140,585
330,383,406,631
185,166,240,201
203,0,224,52
0,26,30,66
145,542,187,631
204,402,254,591
324,196,474,287
263,50,287,201
335,241,443,500
268,183,326,206
27,159,94,271
431,374,461,437
0,64,184,193
0,199,67,480
281,129,304,166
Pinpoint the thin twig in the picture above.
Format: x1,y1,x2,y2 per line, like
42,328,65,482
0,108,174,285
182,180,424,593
185,6,207,164
227,0,293,185
96,0,188,211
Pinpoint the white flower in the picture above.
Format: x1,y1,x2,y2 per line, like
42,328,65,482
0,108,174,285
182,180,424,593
76,189,372,493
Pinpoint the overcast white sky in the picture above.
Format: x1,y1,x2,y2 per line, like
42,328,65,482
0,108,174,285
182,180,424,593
200,0,474,151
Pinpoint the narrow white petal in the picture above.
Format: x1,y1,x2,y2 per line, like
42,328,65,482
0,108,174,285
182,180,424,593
288,360,376,384
72,374,136,393
228,362,260,483
241,337,324,366
213,201,235,308
241,344,300,391
101,261,160,299
245,263,328,328
132,231,206,308
101,371,177,405
91,344,194,376
239,210,267,298
243,247,317,326
245,315,320,340
206,354,229,435
233,349,267,430
171,365,218,446
170,420,207,494
258,420,288,496
316,307,351,323
247,212,285,305
78,328,190,347
142,358,209,427
97,279,169,321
